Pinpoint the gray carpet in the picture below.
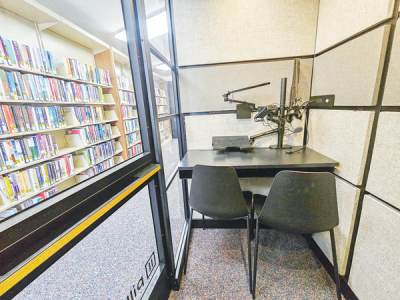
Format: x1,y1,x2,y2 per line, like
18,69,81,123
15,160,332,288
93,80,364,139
14,188,159,300
170,229,341,300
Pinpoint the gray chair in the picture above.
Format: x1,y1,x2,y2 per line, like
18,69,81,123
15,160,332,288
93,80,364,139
184,165,254,294
252,171,341,300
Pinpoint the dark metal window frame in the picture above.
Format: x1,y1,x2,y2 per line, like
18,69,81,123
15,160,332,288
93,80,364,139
122,0,185,292
125,0,190,290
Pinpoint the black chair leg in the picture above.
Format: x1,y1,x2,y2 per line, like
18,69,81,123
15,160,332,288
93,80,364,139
202,214,205,230
246,216,252,294
252,219,260,299
184,208,193,274
250,199,255,240
330,229,342,300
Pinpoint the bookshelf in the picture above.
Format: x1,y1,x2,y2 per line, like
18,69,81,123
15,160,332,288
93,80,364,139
0,0,143,217
110,47,142,159
0,63,112,89
155,88,171,146
0,145,123,213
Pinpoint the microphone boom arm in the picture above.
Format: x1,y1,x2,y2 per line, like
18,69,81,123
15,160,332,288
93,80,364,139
223,82,271,110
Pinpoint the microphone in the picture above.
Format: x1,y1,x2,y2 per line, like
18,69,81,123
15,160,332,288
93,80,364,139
290,118,303,133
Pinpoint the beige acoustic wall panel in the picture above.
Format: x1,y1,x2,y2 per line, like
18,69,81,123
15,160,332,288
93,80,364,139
382,21,400,105
366,112,400,209
315,0,394,53
184,113,304,150
173,0,318,66
179,59,313,113
308,110,374,185
312,26,390,106
349,195,400,300
312,177,360,275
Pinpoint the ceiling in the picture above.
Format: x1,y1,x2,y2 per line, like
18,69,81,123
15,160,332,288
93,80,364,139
36,0,167,53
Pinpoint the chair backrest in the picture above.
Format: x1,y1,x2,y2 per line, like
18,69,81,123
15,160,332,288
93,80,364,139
189,165,249,220
258,171,339,234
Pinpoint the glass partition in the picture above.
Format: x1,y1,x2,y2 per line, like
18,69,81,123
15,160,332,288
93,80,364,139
144,0,186,270
0,0,171,298
151,53,176,117
0,0,147,220
144,0,171,61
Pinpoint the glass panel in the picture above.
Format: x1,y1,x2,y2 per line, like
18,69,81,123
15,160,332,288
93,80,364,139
143,0,171,61
151,53,175,116
159,117,179,179
0,0,144,219
14,187,159,299
166,172,185,262
159,117,184,262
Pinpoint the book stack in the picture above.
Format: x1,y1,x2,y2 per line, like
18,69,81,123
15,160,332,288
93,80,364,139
56,57,111,86
156,96,167,105
154,88,166,97
73,140,116,166
0,134,59,170
66,124,112,146
64,106,104,125
128,143,142,158
0,154,74,203
0,104,66,135
17,186,59,209
117,75,131,90
0,207,17,220
121,105,136,119
126,131,141,148
160,125,170,140
66,83,105,103
0,69,105,104
158,120,169,131
78,157,115,178
124,119,139,134
157,105,168,115
0,36,57,75
119,90,135,105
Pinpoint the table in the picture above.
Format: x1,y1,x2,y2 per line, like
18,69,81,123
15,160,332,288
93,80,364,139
178,147,339,179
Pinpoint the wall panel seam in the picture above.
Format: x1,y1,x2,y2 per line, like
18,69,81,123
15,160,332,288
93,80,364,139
344,0,400,279
364,192,400,213
178,55,315,69
315,18,392,57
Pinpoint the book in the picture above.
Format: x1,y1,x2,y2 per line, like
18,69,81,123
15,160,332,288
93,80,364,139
0,38,7,65
0,176,11,202
34,48,44,73
12,40,24,68
4,38,18,67
5,71,18,100
47,51,57,75
10,140,22,166
41,49,50,74
22,75,33,100
12,72,22,100
0,70,10,99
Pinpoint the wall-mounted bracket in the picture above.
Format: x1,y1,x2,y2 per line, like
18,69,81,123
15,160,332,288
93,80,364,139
309,95,335,107
37,22,60,31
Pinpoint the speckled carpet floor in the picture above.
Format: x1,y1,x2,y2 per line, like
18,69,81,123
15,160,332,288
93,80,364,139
169,229,341,300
